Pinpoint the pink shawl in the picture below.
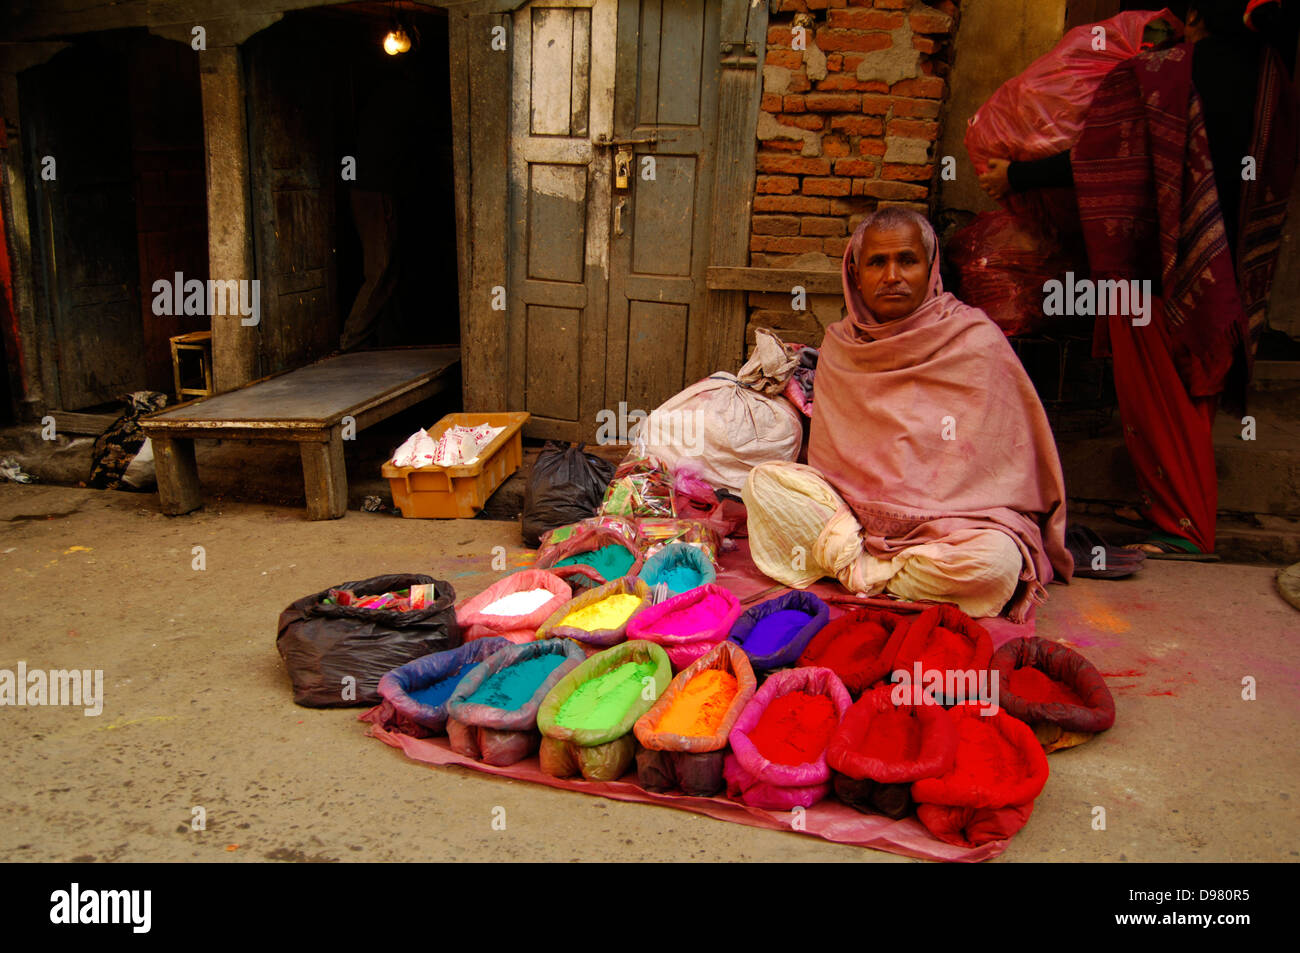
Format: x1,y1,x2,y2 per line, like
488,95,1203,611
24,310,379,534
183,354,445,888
808,218,1073,621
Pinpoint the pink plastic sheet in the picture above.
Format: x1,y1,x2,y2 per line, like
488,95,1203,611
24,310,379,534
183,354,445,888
363,719,1007,862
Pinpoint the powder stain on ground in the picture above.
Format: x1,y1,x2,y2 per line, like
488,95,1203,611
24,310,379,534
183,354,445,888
561,594,642,631
465,653,566,710
741,609,811,657
749,690,838,766
655,669,738,737
555,660,655,730
555,544,635,581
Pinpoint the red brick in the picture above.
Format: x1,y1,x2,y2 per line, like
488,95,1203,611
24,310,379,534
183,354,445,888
882,163,933,181
934,1,959,17
912,37,938,54
750,235,827,254
858,137,886,156
783,95,807,113
754,194,832,214
910,9,953,34
815,74,880,92
800,215,847,236
824,236,851,257
891,77,946,99
761,92,783,113
829,196,871,215
788,71,812,93
829,9,905,30
874,0,911,8
889,118,939,139
768,26,794,48
815,29,894,53
803,176,852,196
772,0,809,11
854,179,928,200
753,214,802,235
758,153,832,175
762,139,806,152
778,113,825,130
860,95,893,115
756,175,800,194
834,157,878,177
891,97,942,118
823,134,851,157
805,92,861,112
831,115,884,136
826,53,843,71
767,50,804,69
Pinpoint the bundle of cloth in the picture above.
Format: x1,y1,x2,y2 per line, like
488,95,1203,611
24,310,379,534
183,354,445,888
744,211,1072,621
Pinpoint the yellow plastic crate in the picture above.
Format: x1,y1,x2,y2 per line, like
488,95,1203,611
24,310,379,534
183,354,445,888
381,412,530,518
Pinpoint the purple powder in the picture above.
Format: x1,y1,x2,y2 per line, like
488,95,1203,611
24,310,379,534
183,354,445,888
408,668,465,709
740,609,812,657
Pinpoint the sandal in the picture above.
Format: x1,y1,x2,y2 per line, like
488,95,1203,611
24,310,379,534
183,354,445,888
1066,525,1145,579
1125,532,1220,562
1111,506,1151,530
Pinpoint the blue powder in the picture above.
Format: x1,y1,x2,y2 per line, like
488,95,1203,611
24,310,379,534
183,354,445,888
653,564,704,594
408,669,465,709
465,653,566,711
741,609,811,657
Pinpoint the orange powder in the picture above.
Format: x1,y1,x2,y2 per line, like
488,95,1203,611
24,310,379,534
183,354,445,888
654,669,739,737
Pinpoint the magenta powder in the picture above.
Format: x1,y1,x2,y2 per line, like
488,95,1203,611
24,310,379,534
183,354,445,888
651,591,732,636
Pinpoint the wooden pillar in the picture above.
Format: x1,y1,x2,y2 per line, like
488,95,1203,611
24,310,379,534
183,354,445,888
198,44,257,393
299,427,348,520
703,0,769,375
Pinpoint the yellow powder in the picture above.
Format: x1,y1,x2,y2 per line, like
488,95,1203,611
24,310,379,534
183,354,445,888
560,594,642,632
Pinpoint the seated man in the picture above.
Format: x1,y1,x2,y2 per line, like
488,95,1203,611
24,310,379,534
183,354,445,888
743,207,1072,620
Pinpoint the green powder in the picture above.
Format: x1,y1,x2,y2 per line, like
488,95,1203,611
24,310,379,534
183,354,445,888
555,660,656,731
554,544,635,581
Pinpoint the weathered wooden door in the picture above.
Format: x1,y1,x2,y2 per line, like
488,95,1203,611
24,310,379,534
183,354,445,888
605,0,720,414
21,46,145,410
507,0,720,439
245,27,339,378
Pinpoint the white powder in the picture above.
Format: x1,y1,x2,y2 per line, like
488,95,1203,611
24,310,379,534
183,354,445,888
481,588,555,618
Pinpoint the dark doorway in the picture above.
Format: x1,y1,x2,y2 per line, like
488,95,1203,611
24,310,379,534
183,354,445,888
19,33,208,411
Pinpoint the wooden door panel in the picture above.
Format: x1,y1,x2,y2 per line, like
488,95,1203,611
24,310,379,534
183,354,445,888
509,0,615,440
631,154,697,276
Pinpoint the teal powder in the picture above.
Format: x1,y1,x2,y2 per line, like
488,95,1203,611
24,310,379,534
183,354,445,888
654,564,704,594
465,653,566,710
555,544,635,580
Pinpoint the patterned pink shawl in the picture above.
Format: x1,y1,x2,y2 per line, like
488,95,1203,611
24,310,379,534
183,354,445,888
808,218,1073,620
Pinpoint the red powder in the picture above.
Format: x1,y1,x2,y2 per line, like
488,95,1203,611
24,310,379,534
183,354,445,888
819,621,891,670
920,626,977,672
749,691,839,766
857,706,924,764
1009,666,1085,707
948,717,1033,792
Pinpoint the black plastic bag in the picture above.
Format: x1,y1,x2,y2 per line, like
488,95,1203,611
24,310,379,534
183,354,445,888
276,573,460,708
520,442,614,547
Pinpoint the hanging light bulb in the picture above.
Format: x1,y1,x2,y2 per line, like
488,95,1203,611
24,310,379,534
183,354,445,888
383,26,412,55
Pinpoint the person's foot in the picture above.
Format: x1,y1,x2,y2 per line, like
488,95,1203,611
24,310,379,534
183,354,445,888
1124,533,1219,561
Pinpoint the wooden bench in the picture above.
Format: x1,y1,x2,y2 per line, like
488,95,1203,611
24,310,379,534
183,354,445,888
141,347,460,520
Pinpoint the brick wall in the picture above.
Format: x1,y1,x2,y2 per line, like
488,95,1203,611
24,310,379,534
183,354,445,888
747,0,960,346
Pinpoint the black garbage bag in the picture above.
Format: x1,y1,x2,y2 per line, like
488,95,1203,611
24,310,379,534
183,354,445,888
520,442,614,547
276,574,460,708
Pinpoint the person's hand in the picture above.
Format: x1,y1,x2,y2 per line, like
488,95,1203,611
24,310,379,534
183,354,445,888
978,158,1012,201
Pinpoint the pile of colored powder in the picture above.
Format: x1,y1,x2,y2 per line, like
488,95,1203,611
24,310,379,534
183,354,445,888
857,706,924,764
555,660,656,730
464,653,566,710
654,564,704,594
560,594,642,631
482,588,555,617
947,714,1033,790
818,621,891,670
749,690,838,766
1009,666,1086,706
741,609,812,657
408,668,465,709
649,591,730,636
919,625,982,673
655,669,739,737
554,544,635,581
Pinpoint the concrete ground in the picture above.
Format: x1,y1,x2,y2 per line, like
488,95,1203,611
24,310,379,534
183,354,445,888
0,482,1296,863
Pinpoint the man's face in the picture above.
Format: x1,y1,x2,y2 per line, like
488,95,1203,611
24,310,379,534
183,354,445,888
856,223,930,321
